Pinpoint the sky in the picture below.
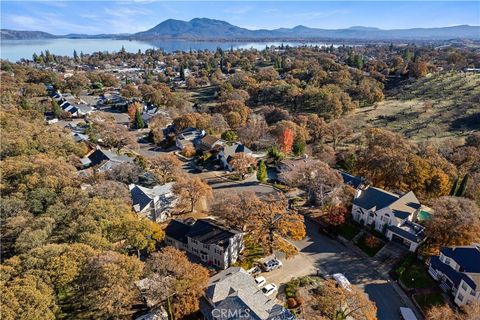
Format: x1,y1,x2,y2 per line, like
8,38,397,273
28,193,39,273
1,1,479,35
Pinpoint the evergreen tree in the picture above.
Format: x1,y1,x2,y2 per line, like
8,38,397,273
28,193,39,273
292,134,306,156
449,178,459,196
179,66,185,80
134,109,145,129
73,50,78,61
32,53,38,62
52,100,62,118
257,160,268,183
456,174,469,197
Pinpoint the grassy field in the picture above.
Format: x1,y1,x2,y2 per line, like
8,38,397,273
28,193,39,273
400,261,437,289
350,71,480,142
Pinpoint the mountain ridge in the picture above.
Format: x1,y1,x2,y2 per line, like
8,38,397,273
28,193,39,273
2,18,479,41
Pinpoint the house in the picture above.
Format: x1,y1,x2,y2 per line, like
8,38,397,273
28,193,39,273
352,186,429,251
217,143,252,171
197,135,225,152
175,127,205,150
165,219,244,269
80,148,134,172
201,267,295,320
428,244,480,306
129,183,177,222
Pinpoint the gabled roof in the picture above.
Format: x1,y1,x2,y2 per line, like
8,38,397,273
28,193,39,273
222,143,252,161
354,187,421,219
430,256,477,290
87,149,133,167
441,245,480,273
387,220,425,243
205,267,294,320
129,183,175,213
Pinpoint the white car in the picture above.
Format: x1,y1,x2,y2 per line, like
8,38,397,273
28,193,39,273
400,307,418,320
262,283,278,297
254,276,266,287
332,273,352,291
262,259,283,272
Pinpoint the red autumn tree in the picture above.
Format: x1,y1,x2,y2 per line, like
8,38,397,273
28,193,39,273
326,205,348,226
280,127,294,154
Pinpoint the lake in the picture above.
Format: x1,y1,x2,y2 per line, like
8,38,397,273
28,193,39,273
0,38,336,62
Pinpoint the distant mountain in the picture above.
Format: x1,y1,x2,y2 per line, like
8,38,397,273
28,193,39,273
133,19,480,41
2,19,479,41
0,29,56,40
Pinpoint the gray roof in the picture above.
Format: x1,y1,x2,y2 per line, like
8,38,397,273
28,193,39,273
204,267,294,320
354,187,421,219
222,143,252,161
129,183,175,212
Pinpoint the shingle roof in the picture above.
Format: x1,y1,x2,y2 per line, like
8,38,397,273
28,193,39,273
205,267,294,320
430,256,477,290
340,171,365,189
353,186,399,210
441,245,480,273
87,149,133,167
130,183,175,212
223,143,252,161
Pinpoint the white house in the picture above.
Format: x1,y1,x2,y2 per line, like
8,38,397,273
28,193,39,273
352,186,429,251
129,183,177,222
428,244,480,306
216,143,252,171
165,219,244,269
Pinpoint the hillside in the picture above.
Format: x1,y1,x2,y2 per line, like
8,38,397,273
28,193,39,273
350,72,480,142
0,29,56,40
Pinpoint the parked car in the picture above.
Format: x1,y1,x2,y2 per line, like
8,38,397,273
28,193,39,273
262,259,283,272
254,276,266,287
262,283,278,297
400,307,418,320
332,273,352,291
247,266,262,276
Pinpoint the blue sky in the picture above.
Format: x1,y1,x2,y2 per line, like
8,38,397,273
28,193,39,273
1,1,479,34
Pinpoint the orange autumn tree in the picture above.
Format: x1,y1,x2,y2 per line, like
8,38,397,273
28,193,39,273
127,102,143,121
280,127,294,154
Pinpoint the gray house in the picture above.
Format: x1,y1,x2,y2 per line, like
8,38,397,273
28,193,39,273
217,143,252,171
201,267,295,320
80,148,134,172
165,219,244,269
129,183,177,222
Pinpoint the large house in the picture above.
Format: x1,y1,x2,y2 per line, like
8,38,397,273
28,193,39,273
352,186,429,251
81,148,134,172
165,219,244,269
217,143,253,171
429,244,480,306
201,267,295,320
129,183,177,222
197,135,225,152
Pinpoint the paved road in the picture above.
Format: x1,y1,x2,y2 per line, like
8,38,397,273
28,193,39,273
264,218,410,320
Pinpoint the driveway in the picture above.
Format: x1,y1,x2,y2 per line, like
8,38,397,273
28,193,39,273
262,218,419,320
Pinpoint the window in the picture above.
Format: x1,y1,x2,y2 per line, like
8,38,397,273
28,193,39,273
462,283,468,291
458,293,464,302
445,257,451,265
203,244,209,250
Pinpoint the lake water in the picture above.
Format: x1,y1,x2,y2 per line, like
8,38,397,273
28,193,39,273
0,38,336,62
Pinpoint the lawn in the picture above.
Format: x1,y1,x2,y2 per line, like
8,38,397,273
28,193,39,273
413,293,445,313
356,234,385,257
400,261,437,289
335,223,361,240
